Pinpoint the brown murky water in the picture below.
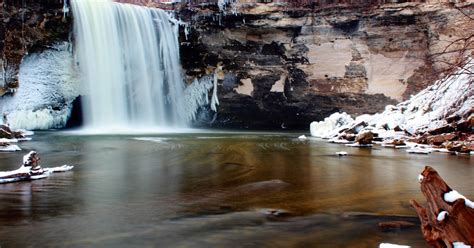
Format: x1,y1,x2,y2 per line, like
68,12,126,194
0,131,472,247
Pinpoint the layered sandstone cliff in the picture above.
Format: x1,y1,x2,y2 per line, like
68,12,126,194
178,1,473,128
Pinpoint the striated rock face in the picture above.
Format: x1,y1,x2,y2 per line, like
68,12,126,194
0,1,70,95
178,1,473,129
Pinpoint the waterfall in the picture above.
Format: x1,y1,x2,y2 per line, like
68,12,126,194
71,0,187,131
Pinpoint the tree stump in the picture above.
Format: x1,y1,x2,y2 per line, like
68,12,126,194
410,166,474,247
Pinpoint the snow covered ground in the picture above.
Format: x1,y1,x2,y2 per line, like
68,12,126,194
310,59,473,153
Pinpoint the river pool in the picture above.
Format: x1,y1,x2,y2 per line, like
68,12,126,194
0,131,472,247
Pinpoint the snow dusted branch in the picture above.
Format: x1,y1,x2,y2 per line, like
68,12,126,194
410,166,474,247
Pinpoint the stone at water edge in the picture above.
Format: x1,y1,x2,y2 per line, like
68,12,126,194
426,133,457,146
445,141,473,154
0,125,14,139
355,131,374,145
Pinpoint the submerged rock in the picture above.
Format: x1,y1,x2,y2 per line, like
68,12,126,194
378,221,416,231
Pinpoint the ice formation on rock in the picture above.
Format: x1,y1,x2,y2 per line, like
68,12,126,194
182,72,220,122
0,43,79,130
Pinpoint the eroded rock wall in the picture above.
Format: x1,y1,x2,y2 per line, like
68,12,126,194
1,0,70,95
179,1,473,129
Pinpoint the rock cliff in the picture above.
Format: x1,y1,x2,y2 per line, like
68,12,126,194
177,1,473,129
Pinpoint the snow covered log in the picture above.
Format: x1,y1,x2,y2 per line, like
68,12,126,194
410,166,474,247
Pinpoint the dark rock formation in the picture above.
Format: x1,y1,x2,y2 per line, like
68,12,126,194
1,0,70,94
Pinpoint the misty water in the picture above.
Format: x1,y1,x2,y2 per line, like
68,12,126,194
0,132,472,247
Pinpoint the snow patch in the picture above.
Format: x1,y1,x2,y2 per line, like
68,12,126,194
444,190,474,209
418,174,424,183
0,165,30,178
406,147,432,154
298,135,307,140
437,211,448,221
345,143,373,147
133,137,170,143
379,243,410,248
0,138,18,143
453,242,471,248
0,144,21,152
310,112,353,138
45,165,74,173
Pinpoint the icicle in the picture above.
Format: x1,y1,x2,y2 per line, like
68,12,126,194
210,72,219,112
63,0,70,18
182,71,220,122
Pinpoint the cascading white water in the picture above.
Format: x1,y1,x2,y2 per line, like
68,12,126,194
71,0,187,131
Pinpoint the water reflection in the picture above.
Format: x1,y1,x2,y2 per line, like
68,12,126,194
0,132,472,247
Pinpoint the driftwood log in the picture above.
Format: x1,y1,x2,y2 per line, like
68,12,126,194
410,166,474,247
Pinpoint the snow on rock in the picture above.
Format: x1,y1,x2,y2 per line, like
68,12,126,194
406,148,432,154
444,190,474,209
23,151,37,165
0,138,18,143
310,112,353,138
0,165,30,178
298,135,307,140
309,58,473,151
345,143,373,147
453,242,472,248
45,165,74,173
0,144,21,152
0,43,79,130
437,210,448,221
418,174,424,183
379,243,410,248
336,151,348,156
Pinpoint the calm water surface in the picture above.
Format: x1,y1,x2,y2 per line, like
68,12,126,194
0,131,472,247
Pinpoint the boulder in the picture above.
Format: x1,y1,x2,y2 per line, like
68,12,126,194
428,124,455,135
445,141,472,153
427,133,457,146
456,115,474,133
355,131,374,144
0,125,14,139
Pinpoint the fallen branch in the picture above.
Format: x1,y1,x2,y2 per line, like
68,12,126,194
410,166,474,247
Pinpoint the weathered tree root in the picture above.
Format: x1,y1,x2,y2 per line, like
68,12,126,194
410,166,474,247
